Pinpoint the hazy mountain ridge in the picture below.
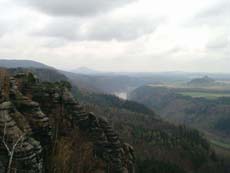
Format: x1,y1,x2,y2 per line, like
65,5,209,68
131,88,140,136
0,59,52,69
70,66,101,75
2,59,230,94
187,76,217,88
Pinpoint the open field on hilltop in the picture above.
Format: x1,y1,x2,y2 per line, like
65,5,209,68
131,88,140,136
200,130,230,160
211,139,230,161
212,144,230,161
178,91,230,99
211,139,230,150
148,83,230,99
149,83,230,91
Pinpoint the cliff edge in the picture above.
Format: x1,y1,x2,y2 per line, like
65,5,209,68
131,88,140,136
0,69,134,173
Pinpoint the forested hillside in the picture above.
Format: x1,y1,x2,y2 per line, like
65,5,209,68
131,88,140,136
1,67,229,172
75,92,227,173
129,86,230,137
0,59,52,69
129,85,230,165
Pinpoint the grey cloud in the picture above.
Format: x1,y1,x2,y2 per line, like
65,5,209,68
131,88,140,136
19,0,135,16
37,17,161,41
36,19,83,40
199,1,230,18
0,20,13,37
165,47,185,54
193,1,230,25
206,37,229,49
86,17,159,41
0,27,6,37
41,38,68,48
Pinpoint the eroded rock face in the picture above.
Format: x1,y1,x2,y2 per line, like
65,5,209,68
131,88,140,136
0,71,48,173
0,71,135,173
0,102,43,173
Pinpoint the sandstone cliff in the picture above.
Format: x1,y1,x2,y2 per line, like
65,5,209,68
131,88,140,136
0,70,134,173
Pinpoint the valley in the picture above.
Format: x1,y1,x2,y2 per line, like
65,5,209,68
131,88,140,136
178,91,230,99
129,79,230,162
0,60,230,172
1,0,230,171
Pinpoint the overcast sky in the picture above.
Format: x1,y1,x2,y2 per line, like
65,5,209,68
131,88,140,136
0,0,229,72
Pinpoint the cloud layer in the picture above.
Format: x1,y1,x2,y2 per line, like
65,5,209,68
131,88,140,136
0,0,229,72
37,16,160,41
20,0,135,16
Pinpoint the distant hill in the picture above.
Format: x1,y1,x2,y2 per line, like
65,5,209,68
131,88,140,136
62,71,144,93
129,85,230,133
0,59,52,69
188,76,215,87
70,66,101,75
129,85,230,160
63,71,194,94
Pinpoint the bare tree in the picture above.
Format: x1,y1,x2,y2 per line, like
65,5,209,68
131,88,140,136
2,123,25,173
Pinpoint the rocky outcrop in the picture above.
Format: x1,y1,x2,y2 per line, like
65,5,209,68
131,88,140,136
0,102,43,173
0,70,135,173
0,70,48,172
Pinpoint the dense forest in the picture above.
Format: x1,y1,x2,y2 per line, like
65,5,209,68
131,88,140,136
1,67,229,173
75,92,228,172
129,85,230,136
